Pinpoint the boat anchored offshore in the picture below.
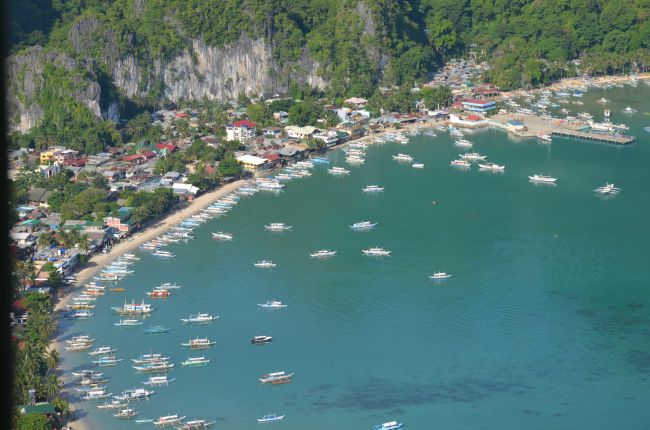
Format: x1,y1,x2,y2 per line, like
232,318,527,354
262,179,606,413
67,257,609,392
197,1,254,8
460,152,487,161
254,260,277,268
594,183,621,195
251,335,273,344
143,375,175,386
259,371,294,384
211,232,234,241
181,356,211,367
89,346,117,356
177,419,216,429
112,300,154,316
114,319,143,327
529,174,558,183
309,249,337,258
328,166,350,175
181,313,219,324
392,153,414,162
412,163,425,169
450,159,471,167
373,420,403,430
350,221,377,231
258,300,287,309
132,362,174,373
97,400,128,410
113,388,155,401
363,185,384,192
144,325,170,335
146,289,172,299
362,247,391,256
181,337,216,349
153,414,186,427
257,414,285,423
113,408,139,419
478,163,505,171
264,223,292,231
429,272,453,280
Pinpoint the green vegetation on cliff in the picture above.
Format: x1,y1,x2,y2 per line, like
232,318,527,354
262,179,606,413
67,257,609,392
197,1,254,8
7,0,650,144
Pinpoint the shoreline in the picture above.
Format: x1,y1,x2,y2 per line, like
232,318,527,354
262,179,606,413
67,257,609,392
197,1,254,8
502,72,650,97
53,179,246,430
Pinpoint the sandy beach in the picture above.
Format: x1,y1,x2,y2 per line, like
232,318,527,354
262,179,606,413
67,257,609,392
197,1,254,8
502,72,650,97
53,178,245,430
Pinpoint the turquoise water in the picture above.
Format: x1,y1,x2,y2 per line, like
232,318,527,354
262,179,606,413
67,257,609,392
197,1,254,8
61,85,650,430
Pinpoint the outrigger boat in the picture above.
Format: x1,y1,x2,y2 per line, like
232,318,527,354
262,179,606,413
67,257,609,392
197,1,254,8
92,355,123,366
327,166,350,175
66,310,95,319
529,174,558,183
113,388,155,401
176,419,216,429
112,300,154,316
254,260,277,268
113,408,139,419
66,335,95,344
66,343,92,352
211,232,234,241
349,221,377,231
257,413,285,423
131,353,170,364
153,414,186,427
362,185,384,192
82,389,112,401
72,369,103,377
132,362,174,372
181,356,210,367
181,338,216,350
181,313,219,324
257,300,287,309
146,289,172,298
373,420,403,430
309,250,337,258
429,272,452,280
142,375,175,386
251,335,273,344
114,319,143,327
264,223,292,231
89,346,117,356
259,371,294,384
362,247,391,256
144,325,170,335
97,400,127,410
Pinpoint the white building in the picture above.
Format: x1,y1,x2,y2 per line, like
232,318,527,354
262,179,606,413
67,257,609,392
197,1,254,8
226,120,257,142
284,125,319,140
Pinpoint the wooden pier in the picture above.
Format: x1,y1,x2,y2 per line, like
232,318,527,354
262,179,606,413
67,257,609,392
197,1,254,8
551,129,635,145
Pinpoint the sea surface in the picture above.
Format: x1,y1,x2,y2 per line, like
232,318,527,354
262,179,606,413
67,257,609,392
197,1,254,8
61,84,650,430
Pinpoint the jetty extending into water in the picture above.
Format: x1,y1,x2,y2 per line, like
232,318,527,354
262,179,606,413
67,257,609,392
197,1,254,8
480,112,636,145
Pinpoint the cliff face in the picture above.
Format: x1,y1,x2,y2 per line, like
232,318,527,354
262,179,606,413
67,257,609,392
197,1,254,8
5,46,101,133
7,32,328,132
112,37,327,102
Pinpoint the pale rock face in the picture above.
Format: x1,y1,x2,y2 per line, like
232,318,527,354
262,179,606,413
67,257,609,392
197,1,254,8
7,36,328,133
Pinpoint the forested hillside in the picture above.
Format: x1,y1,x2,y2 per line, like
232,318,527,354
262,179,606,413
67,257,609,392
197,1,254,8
6,0,650,141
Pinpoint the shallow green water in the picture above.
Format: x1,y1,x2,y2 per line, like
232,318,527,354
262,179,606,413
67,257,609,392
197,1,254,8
61,84,650,430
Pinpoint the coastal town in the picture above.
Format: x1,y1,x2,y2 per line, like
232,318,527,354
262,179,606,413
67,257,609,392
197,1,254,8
9,58,648,429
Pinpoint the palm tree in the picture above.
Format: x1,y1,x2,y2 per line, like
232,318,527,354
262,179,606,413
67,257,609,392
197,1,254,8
52,397,71,419
78,234,90,254
42,375,60,399
45,349,60,373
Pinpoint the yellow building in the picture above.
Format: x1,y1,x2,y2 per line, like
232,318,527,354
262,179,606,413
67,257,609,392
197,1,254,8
236,155,268,173
39,150,56,164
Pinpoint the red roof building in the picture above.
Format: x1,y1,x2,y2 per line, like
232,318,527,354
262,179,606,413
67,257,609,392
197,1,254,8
232,120,257,128
155,143,177,152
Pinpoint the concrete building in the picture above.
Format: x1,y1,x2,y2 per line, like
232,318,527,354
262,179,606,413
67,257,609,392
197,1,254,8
226,120,257,142
461,99,497,113
236,154,268,173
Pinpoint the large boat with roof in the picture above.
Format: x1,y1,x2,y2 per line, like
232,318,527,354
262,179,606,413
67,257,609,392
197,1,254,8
143,375,175,386
327,166,350,175
460,152,487,161
113,388,155,401
181,313,219,324
309,249,337,258
478,163,505,171
181,338,216,349
153,414,186,427
350,221,377,230
257,300,287,309
264,222,292,231
363,185,384,193
429,272,453,280
82,389,112,401
131,353,170,364
392,153,413,162
113,408,139,419
111,300,154,316
528,174,558,183
88,346,117,356
254,260,277,268
362,247,391,256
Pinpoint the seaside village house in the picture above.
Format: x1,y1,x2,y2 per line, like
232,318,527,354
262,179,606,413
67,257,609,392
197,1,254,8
460,99,497,114
226,120,257,142
236,154,268,173
344,97,368,109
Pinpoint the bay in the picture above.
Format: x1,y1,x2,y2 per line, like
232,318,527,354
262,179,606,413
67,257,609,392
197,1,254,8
62,84,650,430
